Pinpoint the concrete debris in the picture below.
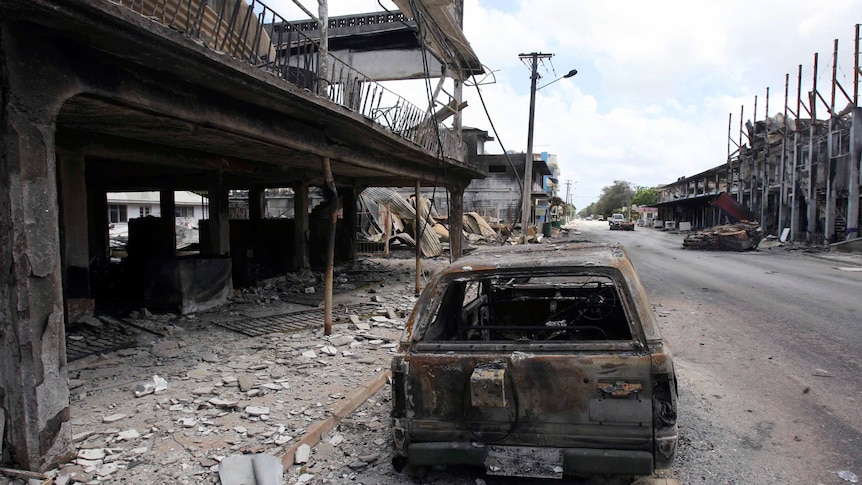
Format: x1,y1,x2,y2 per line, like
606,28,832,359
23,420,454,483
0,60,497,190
682,221,764,251
294,443,311,464
102,413,126,423
328,335,354,347
245,406,270,417
209,397,239,408
238,374,255,392
218,453,283,485
56,258,425,484
117,429,140,441
77,448,106,460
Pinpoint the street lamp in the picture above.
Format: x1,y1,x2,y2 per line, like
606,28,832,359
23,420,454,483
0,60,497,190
519,53,577,243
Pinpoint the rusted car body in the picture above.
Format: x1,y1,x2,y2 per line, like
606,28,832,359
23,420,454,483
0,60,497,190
391,243,677,479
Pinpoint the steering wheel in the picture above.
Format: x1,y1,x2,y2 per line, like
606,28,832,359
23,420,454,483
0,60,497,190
579,284,617,321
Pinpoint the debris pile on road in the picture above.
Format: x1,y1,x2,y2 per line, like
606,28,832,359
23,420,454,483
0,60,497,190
682,221,763,251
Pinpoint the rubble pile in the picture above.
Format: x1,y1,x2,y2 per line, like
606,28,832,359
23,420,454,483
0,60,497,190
682,221,764,251
358,188,503,255
0,259,447,485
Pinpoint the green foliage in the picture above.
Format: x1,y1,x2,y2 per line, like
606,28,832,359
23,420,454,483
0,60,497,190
594,180,634,216
578,202,596,218
632,186,658,206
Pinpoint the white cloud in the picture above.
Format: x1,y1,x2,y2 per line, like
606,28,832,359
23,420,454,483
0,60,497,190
267,1,859,208
454,0,861,207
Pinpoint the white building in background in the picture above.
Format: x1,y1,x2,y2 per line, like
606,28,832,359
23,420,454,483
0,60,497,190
106,191,208,226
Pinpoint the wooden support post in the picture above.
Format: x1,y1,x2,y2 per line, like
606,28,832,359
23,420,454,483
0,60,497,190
322,157,338,336
415,180,422,296
449,184,464,261
384,204,391,258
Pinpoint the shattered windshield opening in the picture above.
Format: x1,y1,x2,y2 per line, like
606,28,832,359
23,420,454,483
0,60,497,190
422,272,635,343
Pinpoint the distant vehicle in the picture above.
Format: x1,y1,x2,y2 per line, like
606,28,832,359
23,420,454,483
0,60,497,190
597,215,606,221
609,213,635,231
391,244,678,479
585,216,592,221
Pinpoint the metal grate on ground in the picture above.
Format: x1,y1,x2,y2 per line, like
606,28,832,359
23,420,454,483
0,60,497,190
65,318,162,362
212,303,380,337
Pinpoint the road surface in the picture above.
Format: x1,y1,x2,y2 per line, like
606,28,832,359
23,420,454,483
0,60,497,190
574,220,862,484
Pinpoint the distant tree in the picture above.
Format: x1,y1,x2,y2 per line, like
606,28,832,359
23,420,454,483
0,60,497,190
578,202,596,218
632,186,658,206
594,180,634,216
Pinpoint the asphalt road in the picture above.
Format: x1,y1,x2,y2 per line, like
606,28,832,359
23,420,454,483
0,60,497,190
574,220,862,484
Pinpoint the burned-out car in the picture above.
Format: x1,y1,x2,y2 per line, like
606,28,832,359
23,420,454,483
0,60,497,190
391,243,677,479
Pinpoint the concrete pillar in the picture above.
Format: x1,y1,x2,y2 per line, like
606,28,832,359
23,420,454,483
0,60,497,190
292,181,310,269
88,187,109,267
449,184,465,261
341,186,358,261
160,190,176,257
847,108,861,240
249,187,265,222
207,173,229,256
0,34,73,468
57,149,93,323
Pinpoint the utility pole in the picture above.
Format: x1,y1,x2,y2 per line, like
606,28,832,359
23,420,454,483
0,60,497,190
565,179,572,222
519,52,553,243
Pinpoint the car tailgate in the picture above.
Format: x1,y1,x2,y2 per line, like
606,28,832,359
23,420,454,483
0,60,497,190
394,349,654,450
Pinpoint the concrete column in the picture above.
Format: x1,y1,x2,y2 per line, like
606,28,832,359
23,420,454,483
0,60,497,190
57,149,93,323
293,181,310,269
207,173,230,256
160,190,176,257
249,187,265,221
847,108,861,240
88,187,109,267
0,53,73,470
341,186,358,261
449,184,465,261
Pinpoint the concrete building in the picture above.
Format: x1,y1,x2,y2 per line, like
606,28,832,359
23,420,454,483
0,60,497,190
0,0,483,471
425,128,560,227
107,191,208,225
654,28,861,244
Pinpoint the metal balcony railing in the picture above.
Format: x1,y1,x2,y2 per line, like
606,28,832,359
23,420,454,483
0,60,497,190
108,0,466,162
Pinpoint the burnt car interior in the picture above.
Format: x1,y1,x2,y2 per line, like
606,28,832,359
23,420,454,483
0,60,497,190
424,273,635,342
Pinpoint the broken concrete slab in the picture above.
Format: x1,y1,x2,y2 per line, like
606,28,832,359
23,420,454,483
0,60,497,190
294,444,311,464
245,406,270,417
328,335,354,347
238,374,255,392
218,453,283,485
102,413,126,423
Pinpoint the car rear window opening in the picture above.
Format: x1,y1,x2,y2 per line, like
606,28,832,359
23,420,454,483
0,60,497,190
424,274,635,342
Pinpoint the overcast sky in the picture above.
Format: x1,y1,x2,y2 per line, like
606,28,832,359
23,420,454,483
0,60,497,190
276,1,861,208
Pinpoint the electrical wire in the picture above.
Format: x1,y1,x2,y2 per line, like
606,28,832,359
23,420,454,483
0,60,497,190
470,73,524,242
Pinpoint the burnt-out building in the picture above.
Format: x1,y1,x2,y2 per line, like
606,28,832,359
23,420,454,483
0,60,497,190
654,26,861,244
0,0,484,471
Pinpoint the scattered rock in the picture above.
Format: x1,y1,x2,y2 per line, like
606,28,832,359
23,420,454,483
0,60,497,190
237,374,255,392
117,429,140,441
294,443,311,464
78,448,106,460
102,413,126,423
245,406,270,417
